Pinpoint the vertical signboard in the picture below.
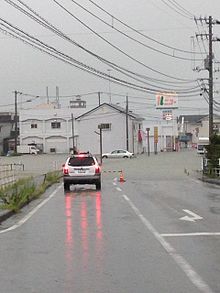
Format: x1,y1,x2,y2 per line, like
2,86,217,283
154,126,158,154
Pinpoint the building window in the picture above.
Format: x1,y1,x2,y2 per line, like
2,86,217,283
31,124,37,129
51,122,61,129
98,123,111,131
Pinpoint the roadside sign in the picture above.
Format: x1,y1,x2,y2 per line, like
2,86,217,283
154,127,158,143
156,92,178,109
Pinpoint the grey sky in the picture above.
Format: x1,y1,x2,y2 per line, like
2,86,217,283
0,0,220,119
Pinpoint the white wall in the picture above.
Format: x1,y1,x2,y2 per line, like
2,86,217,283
143,119,178,152
77,105,142,155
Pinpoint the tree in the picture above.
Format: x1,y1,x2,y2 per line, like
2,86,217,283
205,134,220,175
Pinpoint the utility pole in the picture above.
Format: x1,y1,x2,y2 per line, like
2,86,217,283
71,113,75,153
98,91,101,106
14,90,18,154
107,69,112,103
97,124,103,165
208,16,214,138
126,95,129,151
196,16,220,139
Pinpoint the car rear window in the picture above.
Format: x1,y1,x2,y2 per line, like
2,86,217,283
68,157,95,166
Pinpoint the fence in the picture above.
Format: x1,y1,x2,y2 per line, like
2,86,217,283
0,163,25,188
202,158,220,177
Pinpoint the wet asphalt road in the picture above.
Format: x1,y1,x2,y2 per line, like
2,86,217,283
0,150,220,293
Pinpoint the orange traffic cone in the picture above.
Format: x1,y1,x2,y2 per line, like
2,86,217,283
119,171,126,182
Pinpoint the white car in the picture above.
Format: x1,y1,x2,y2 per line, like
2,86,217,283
63,152,101,191
102,149,134,159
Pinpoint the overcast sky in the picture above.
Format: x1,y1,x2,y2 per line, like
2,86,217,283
0,0,220,119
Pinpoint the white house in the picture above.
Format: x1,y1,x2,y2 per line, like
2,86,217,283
76,103,144,154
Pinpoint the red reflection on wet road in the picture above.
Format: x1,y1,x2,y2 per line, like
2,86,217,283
64,190,104,289
65,193,74,291
65,194,73,245
96,192,103,241
81,197,89,267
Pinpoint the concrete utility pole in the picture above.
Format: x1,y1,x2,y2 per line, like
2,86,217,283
71,113,75,153
208,16,214,138
14,91,22,153
14,90,18,154
126,95,129,151
195,16,220,139
98,92,101,106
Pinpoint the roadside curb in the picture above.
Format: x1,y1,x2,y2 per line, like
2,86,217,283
0,209,14,224
198,176,220,186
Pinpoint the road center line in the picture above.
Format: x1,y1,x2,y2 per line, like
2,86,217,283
116,187,122,192
0,184,62,234
122,194,214,293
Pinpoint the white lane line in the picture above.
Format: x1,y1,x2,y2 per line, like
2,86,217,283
116,187,122,192
122,194,214,293
180,209,203,222
162,232,220,237
191,179,201,184
0,184,62,234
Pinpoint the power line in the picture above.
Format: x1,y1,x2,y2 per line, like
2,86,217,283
1,18,187,94
52,0,196,81
67,0,202,61
3,0,200,91
159,0,193,19
86,0,201,55
4,0,199,88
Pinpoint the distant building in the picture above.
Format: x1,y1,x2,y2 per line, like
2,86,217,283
76,103,144,154
177,114,220,146
19,103,144,154
19,103,85,154
70,97,86,108
0,112,15,154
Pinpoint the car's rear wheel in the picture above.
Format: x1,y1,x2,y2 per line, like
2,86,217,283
96,181,101,190
64,182,70,191
102,155,108,159
123,156,129,158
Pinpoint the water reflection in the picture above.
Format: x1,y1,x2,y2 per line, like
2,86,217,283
64,189,103,286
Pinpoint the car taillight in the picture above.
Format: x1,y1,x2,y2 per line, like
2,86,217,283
95,166,101,174
63,168,69,175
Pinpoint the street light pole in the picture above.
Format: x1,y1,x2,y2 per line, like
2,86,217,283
126,95,129,151
14,90,18,154
107,69,112,104
71,113,75,153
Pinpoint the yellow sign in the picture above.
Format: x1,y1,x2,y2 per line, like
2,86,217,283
154,127,158,143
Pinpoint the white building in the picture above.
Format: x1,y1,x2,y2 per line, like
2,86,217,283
19,103,144,154
142,118,178,153
19,103,85,153
76,103,144,154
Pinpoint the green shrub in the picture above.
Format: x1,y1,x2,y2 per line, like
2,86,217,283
205,134,220,177
0,170,62,212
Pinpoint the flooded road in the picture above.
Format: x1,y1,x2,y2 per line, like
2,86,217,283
0,150,219,293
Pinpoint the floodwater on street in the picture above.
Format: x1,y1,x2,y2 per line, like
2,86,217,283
0,149,220,293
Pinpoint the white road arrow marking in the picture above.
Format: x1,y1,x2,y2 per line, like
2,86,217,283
180,209,203,222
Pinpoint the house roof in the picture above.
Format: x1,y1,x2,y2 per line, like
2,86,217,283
76,103,144,121
0,113,14,123
177,115,207,124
